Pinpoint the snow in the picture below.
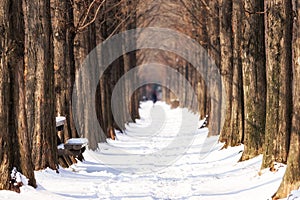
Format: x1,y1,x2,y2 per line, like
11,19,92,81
57,144,65,150
0,101,289,200
56,116,66,127
66,138,88,146
287,189,300,200
10,168,24,185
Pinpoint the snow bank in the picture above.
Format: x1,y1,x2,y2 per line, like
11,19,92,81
287,188,300,200
0,101,287,200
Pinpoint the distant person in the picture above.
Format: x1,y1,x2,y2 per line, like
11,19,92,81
151,91,157,104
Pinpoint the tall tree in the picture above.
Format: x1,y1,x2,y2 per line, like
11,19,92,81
73,0,104,150
190,0,209,119
262,0,293,168
51,0,80,167
219,0,243,147
206,0,221,136
273,0,300,198
218,0,234,145
23,0,58,170
51,0,77,141
229,0,244,146
240,0,266,161
0,0,36,189
0,0,15,189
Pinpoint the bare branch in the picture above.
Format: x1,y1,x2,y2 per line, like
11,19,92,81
79,0,98,27
106,14,130,39
78,0,106,31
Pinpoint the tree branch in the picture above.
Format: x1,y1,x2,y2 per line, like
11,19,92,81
78,0,106,31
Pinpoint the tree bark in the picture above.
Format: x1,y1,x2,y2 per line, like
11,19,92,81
191,0,208,119
51,0,77,142
73,0,104,150
0,0,14,189
218,0,244,148
13,49,37,187
219,0,234,146
23,0,58,170
273,0,300,198
206,0,221,136
262,0,293,168
240,0,267,161
0,0,36,189
51,0,80,167
230,0,244,146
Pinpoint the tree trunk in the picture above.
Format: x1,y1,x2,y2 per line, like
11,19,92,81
192,0,208,119
206,0,221,136
218,0,234,146
273,0,300,198
219,0,244,148
230,0,244,146
73,0,104,150
51,0,80,167
0,0,14,189
13,49,37,187
51,0,77,142
262,0,293,168
0,0,36,189
23,0,58,170
240,0,266,161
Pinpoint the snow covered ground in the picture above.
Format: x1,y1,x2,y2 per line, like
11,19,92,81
0,101,291,200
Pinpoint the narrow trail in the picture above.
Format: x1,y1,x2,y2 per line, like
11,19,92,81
1,101,285,200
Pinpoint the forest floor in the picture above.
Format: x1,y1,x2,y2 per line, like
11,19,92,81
0,101,294,200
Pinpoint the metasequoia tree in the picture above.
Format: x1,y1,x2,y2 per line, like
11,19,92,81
240,0,267,161
218,0,233,145
51,0,77,142
205,0,221,136
23,0,58,170
218,0,243,147
272,0,300,198
51,0,81,167
0,0,36,189
262,0,293,168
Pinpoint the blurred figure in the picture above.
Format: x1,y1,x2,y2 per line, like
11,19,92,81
151,90,157,104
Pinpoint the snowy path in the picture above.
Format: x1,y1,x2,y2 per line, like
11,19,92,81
0,101,286,200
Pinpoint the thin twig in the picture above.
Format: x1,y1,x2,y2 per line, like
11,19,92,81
80,0,98,28
106,14,130,39
78,0,106,31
